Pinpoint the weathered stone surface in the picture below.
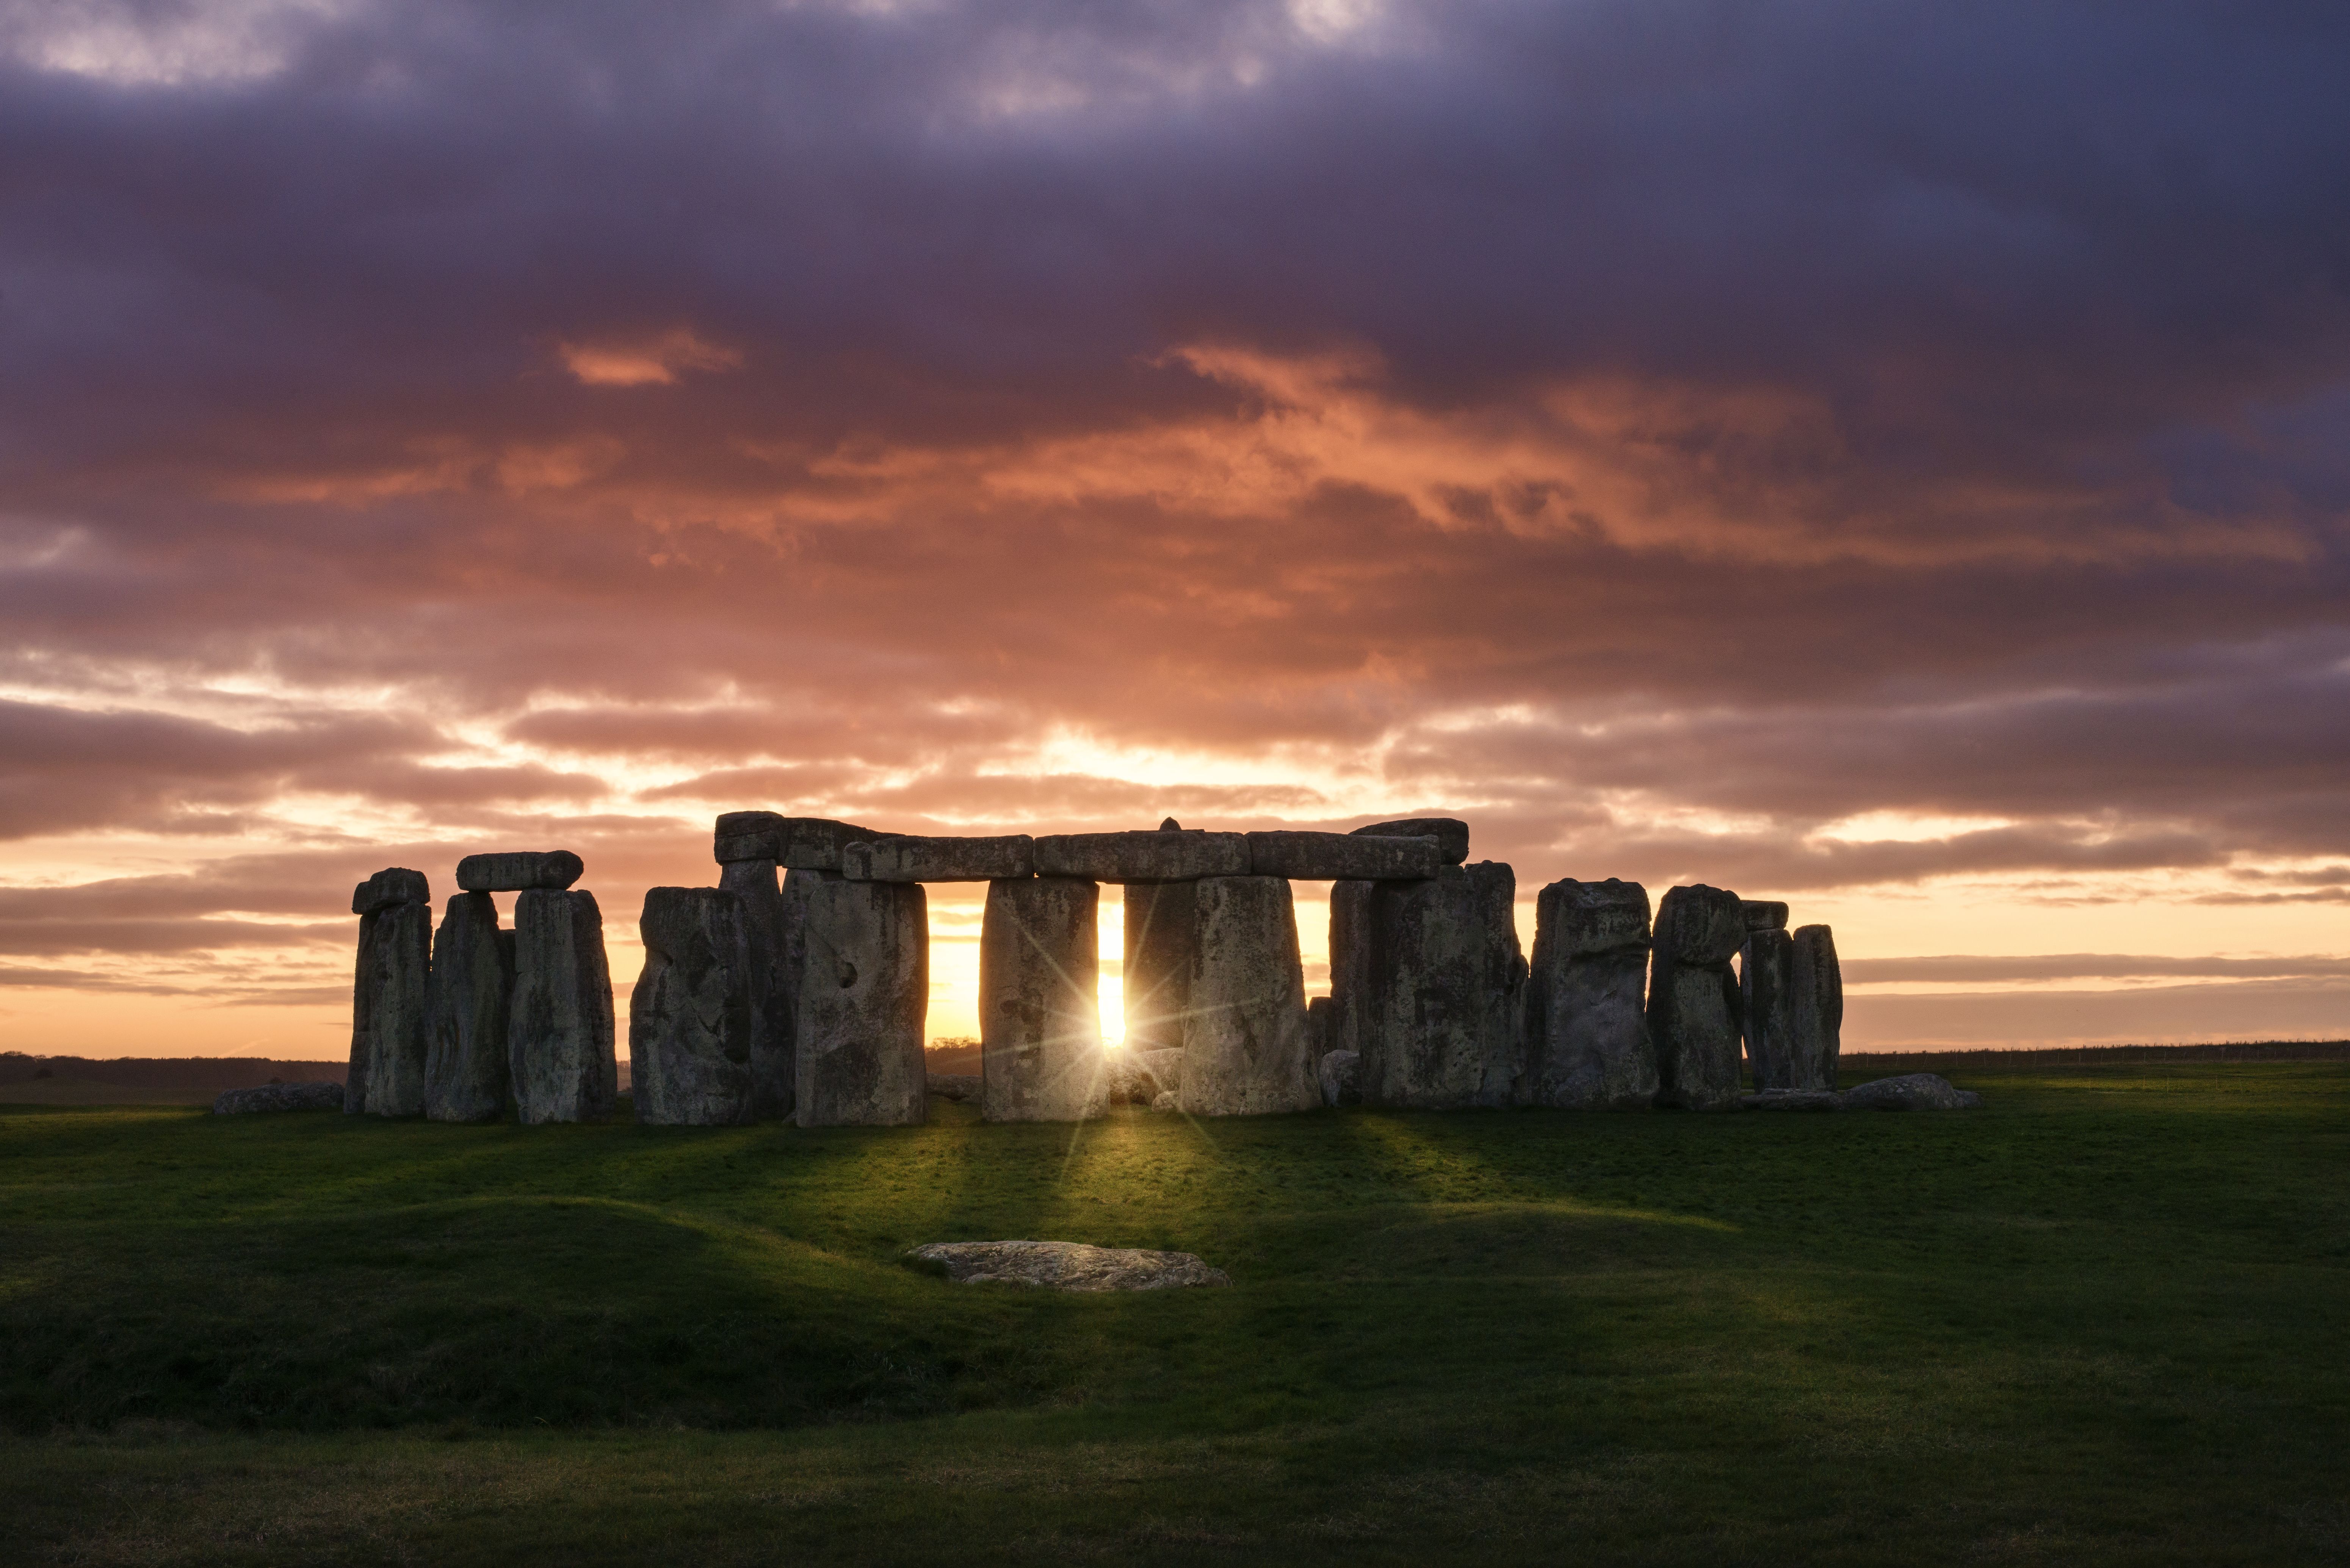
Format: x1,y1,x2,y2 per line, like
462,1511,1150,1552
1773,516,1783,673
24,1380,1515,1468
1649,884,1746,1111
1353,817,1471,867
630,887,755,1125
1523,878,1658,1110
1358,863,1526,1110
1035,830,1249,883
1179,876,1319,1116
713,812,888,869
347,898,431,1116
509,889,619,1124
454,850,583,892
1150,1089,1178,1111
351,867,428,915
847,834,1034,883
794,872,927,1127
1844,1072,1979,1111
1318,1048,1361,1107
1790,924,1844,1090
1108,1046,1185,1103
215,1081,343,1114
909,1240,1230,1291
980,876,1108,1122
425,892,512,1122
1741,1089,1845,1111
1122,882,1197,1051
1740,926,1800,1092
720,858,794,1120
1244,831,1439,881
1741,900,1790,931
1326,879,1374,1061
927,1072,980,1102
1305,994,1334,1059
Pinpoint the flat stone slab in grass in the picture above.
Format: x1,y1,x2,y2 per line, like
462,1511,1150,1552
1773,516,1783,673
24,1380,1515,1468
213,1082,344,1114
909,1240,1230,1291
1741,1089,1846,1112
1843,1072,1982,1111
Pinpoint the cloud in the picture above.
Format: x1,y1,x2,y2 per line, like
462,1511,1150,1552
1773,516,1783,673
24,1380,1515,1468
558,330,742,389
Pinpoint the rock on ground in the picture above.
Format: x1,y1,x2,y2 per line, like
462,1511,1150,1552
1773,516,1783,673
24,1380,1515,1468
909,1240,1230,1291
1107,1046,1183,1104
980,876,1108,1122
425,891,513,1123
214,1081,343,1114
1740,1089,1847,1112
926,1072,980,1101
1150,1089,1178,1111
1179,875,1318,1116
509,888,620,1124
794,872,928,1127
1358,862,1525,1110
1842,1072,1980,1111
1523,877,1658,1111
1318,1048,1361,1106
630,886,756,1126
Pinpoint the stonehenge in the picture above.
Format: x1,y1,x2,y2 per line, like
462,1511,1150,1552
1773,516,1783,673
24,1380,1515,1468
346,814,1861,1130
979,876,1108,1121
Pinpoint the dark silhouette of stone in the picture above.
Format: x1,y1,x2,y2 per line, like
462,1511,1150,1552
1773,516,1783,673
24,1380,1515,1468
509,889,618,1124
848,834,1034,882
425,891,512,1122
1649,884,1746,1110
1035,830,1249,883
215,1081,343,1114
1122,881,1197,1050
1523,877,1658,1109
1352,817,1470,866
1358,863,1526,1109
1843,1072,1979,1111
1108,1047,1183,1103
1741,926,1799,1092
1318,1048,1361,1106
1306,994,1334,1058
980,876,1107,1121
1326,879,1374,1063
714,812,888,869
794,872,927,1126
346,869,430,1117
1741,900,1789,931
454,850,582,892
1791,924,1844,1090
1180,876,1318,1116
909,1241,1229,1291
1244,831,1440,880
630,886,755,1125
720,857,793,1120
927,1072,980,1101
1741,1089,1845,1111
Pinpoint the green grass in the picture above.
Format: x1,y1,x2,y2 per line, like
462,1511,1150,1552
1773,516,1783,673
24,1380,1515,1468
3,1063,2346,1566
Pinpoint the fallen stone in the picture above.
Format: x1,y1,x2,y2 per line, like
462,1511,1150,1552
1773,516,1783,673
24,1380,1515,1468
509,889,620,1124
714,812,889,869
630,886,755,1126
1121,882,1197,1051
1522,878,1658,1110
1843,1072,1979,1111
454,850,583,892
1741,900,1790,931
1740,926,1800,1093
846,834,1034,883
1150,1089,1178,1111
1352,817,1471,867
720,858,794,1120
1318,1048,1361,1107
1180,876,1319,1116
1244,831,1439,881
926,1072,981,1102
1740,1089,1845,1111
980,876,1108,1122
909,1240,1230,1291
1649,884,1746,1111
1790,924,1844,1090
347,889,431,1117
214,1081,343,1114
1358,863,1526,1110
1106,1047,1184,1103
1034,830,1250,883
794,872,928,1127
350,867,428,915
425,892,513,1122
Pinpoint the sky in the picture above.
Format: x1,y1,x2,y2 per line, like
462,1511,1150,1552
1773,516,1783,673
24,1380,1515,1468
3,0,2348,1061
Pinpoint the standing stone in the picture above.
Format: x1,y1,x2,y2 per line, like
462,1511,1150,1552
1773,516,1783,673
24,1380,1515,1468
509,889,619,1124
1358,863,1527,1109
1649,884,1746,1110
795,872,927,1127
720,857,794,1120
630,887,755,1126
1523,878,1659,1110
425,891,513,1122
1123,881,1197,1052
980,877,1108,1122
1326,878,1374,1061
347,869,431,1117
1740,926,1799,1092
1789,924,1844,1089
1179,876,1318,1116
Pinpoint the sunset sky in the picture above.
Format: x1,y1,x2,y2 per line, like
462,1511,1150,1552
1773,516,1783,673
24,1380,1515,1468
4,0,2348,1061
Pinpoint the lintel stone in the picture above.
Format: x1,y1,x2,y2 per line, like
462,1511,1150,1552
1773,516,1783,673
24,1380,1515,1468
456,850,583,892
1352,817,1470,866
845,834,1034,883
1033,830,1249,883
714,812,890,869
1245,831,1438,881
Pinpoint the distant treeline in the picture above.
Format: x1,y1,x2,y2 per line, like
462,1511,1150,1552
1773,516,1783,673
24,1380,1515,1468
1843,1041,2350,1073
0,1054,344,1090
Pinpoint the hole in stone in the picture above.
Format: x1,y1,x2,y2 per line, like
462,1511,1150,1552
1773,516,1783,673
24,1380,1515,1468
836,959,857,988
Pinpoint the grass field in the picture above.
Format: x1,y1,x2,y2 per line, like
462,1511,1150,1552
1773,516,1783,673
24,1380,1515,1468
3,1063,2345,1566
